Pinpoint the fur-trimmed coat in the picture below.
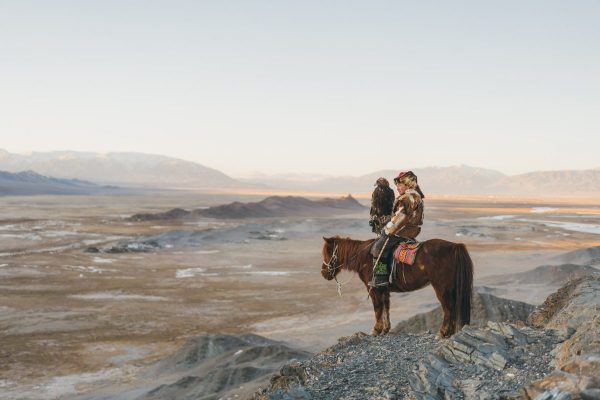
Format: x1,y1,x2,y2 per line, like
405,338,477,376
384,188,424,238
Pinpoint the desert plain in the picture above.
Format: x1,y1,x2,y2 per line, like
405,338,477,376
1,191,599,399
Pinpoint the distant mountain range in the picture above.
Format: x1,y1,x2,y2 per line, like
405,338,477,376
241,166,600,196
1,150,599,195
0,170,115,196
0,149,245,188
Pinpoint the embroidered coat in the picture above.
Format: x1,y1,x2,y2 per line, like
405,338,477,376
383,188,424,239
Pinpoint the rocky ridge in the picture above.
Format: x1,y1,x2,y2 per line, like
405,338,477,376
391,288,535,335
74,334,311,400
524,276,600,399
255,276,600,399
128,195,365,221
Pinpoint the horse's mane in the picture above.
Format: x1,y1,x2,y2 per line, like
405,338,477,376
326,236,375,273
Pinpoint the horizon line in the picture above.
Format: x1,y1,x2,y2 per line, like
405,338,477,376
1,148,598,178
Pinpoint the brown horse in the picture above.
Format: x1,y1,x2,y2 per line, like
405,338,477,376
321,236,473,337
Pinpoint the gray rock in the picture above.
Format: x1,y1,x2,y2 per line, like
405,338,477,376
392,289,535,335
256,276,600,400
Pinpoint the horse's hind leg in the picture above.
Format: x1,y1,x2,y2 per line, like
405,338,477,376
382,291,391,334
370,289,385,336
432,284,456,338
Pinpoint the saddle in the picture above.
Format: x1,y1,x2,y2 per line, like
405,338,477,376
392,240,421,265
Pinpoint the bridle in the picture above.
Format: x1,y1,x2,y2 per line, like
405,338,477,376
323,244,343,278
323,243,354,296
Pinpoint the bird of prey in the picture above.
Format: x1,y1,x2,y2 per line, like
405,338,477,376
369,177,395,234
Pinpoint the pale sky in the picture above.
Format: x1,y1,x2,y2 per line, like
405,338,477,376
1,1,599,177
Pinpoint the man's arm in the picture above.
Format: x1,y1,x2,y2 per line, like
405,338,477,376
383,202,407,235
383,190,421,235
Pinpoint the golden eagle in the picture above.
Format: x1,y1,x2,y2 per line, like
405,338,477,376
369,177,395,234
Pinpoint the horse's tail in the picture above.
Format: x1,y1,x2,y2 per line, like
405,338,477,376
453,243,473,329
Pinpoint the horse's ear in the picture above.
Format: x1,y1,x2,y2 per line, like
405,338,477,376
323,236,332,243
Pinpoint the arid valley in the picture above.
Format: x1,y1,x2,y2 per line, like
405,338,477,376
1,192,599,399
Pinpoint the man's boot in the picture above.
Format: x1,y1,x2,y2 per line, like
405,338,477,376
370,258,390,288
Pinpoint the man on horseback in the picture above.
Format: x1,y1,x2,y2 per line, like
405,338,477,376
370,171,425,287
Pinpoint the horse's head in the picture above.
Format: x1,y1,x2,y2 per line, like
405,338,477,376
321,236,342,280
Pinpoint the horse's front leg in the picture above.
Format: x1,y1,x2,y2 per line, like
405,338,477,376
382,291,391,334
370,289,385,336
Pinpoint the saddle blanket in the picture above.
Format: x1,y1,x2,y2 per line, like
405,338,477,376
393,242,421,265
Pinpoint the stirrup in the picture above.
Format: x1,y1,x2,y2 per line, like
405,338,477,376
369,281,389,288
369,275,390,288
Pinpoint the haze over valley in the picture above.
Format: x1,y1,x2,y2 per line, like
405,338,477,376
2,149,600,196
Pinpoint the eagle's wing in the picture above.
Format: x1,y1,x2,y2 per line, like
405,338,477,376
370,185,395,233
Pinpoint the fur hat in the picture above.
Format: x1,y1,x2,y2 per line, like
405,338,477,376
393,171,417,187
394,171,425,198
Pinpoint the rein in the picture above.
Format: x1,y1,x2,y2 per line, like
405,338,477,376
334,272,355,297
324,243,357,297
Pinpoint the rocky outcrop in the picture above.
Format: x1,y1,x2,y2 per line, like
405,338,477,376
128,208,192,222
77,334,311,400
391,288,535,334
255,332,439,400
202,194,365,218
410,322,562,399
482,264,600,287
255,276,600,400
85,240,161,253
128,195,366,221
553,246,600,267
523,276,600,399
522,356,600,400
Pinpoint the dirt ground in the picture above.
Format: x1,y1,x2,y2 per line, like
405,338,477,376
1,192,599,399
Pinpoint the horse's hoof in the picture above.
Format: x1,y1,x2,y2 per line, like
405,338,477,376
436,331,450,339
371,330,380,336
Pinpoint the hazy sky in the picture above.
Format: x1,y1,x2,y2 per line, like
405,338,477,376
1,1,599,177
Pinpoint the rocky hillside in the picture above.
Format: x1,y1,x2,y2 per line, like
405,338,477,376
255,276,600,399
128,195,366,221
552,245,600,266
198,195,365,218
75,334,311,400
391,288,535,334
481,263,600,286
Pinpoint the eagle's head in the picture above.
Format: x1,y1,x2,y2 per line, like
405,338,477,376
375,177,389,187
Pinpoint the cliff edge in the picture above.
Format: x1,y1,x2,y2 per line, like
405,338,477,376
255,276,600,399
